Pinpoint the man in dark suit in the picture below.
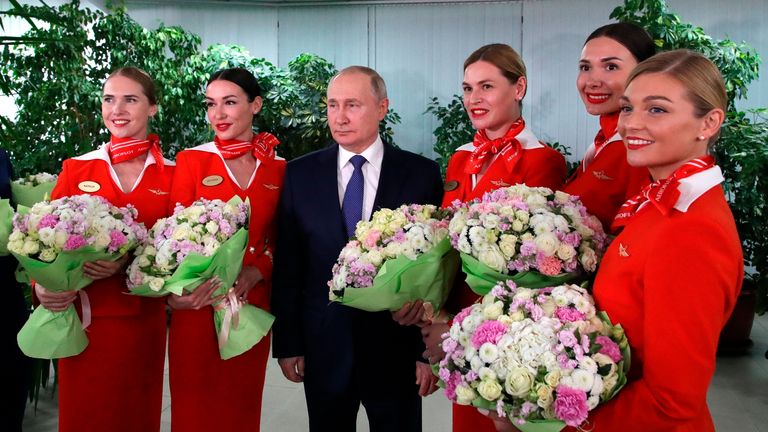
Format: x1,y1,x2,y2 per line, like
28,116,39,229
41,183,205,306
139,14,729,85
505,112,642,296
271,66,443,431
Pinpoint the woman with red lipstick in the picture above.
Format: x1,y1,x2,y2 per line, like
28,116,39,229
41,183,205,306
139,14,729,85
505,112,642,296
167,67,284,432
557,50,743,432
562,23,655,233
417,43,566,432
35,67,174,431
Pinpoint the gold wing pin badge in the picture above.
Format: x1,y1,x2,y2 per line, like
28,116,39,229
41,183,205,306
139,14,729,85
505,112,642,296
263,184,279,190
490,180,510,187
592,170,614,181
148,188,169,195
618,243,630,257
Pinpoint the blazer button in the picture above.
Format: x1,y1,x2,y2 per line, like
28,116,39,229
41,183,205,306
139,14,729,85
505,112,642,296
249,246,257,254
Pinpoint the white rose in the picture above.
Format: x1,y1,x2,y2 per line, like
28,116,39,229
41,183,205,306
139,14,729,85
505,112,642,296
149,277,165,292
477,379,503,401
556,244,577,261
515,210,530,224
22,239,39,256
511,220,524,232
534,233,559,257
498,234,517,259
37,227,55,246
544,370,561,387
365,250,383,267
580,247,598,272
7,239,24,254
93,232,111,250
455,384,477,405
54,231,68,248
483,301,504,320
571,369,595,392
509,310,525,322
536,383,554,408
38,248,57,262
481,213,500,229
205,220,219,235
525,194,548,210
172,224,192,240
477,247,506,273
505,367,534,397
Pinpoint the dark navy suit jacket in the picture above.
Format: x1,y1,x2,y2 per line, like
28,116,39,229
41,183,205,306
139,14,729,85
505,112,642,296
271,142,443,399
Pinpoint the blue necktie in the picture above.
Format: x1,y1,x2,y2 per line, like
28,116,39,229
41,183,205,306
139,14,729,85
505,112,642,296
342,155,366,237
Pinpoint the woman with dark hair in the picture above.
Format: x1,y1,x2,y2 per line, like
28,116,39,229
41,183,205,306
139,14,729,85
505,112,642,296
562,22,656,232
0,150,31,432
167,67,285,431
35,66,174,431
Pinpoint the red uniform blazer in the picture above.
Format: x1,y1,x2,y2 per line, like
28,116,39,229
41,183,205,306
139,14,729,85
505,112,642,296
442,127,566,206
170,142,286,308
562,134,650,233
52,146,176,316
569,166,743,431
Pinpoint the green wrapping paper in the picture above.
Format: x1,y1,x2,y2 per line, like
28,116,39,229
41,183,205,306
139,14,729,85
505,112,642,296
336,237,460,313
11,181,55,208
14,247,121,359
0,199,12,255
132,227,274,360
460,253,578,295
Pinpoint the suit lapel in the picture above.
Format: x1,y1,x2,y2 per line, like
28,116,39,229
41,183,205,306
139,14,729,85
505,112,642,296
316,144,348,243
372,144,404,212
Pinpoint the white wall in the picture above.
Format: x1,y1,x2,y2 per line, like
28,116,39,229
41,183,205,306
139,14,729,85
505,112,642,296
7,0,766,161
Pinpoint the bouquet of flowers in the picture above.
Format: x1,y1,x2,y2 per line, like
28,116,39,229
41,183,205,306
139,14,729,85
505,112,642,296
328,204,460,313
437,281,629,432
448,185,608,295
127,197,274,360
10,194,147,359
11,172,58,207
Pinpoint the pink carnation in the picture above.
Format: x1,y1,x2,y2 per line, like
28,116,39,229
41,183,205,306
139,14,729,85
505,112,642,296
555,307,585,322
108,230,127,252
453,307,472,325
596,335,622,362
63,234,87,251
554,385,589,427
537,255,562,276
471,320,507,349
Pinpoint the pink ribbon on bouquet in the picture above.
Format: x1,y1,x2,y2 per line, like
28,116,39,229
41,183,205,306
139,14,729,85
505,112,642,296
78,290,92,329
213,288,243,349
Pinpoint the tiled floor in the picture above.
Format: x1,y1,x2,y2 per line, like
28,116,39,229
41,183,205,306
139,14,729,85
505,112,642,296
23,315,768,431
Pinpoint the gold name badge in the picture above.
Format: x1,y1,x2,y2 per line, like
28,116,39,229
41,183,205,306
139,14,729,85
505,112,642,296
78,181,100,193
202,175,223,187
444,180,459,192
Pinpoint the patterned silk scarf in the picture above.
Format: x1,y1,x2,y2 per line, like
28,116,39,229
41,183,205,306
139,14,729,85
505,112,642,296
465,118,526,174
612,155,715,230
109,133,164,171
214,132,280,163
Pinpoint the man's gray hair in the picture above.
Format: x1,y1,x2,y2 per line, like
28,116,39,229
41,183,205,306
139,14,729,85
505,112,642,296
331,66,388,101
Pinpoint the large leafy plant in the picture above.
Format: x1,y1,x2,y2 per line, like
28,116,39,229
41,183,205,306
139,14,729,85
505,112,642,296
612,0,767,313
0,0,401,173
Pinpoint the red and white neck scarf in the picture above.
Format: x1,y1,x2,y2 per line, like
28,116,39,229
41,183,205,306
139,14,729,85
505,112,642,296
579,112,620,172
465,118,526,175
109,133,164,171
612,155,715,230
214,132,280,162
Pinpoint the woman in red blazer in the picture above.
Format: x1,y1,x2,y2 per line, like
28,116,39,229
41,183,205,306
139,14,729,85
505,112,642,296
167,68,285,432
404,43,567,432
562,23,655,233
493,50,743,432
35,67,174,432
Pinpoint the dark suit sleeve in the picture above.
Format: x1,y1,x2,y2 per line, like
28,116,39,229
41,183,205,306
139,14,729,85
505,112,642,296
271,166,306,358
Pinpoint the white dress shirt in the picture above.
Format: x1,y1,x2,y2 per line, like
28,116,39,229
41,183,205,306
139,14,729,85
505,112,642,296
337,135,384,223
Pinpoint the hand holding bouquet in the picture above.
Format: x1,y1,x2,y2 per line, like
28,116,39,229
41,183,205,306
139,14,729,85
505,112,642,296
437,281,629,431
328,204,460,313
10,194,147,358
11,172,57,207
127,197,274,360
448,185,608,295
